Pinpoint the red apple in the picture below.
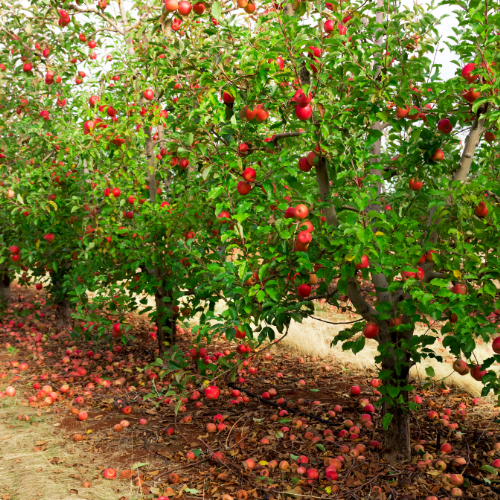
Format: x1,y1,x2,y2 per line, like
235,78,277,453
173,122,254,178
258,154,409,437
178,0,192,15
437,118,453,134
409,178,423,191
295,104,312,121
355,255,369,269
395,106,409,118
5,386,16,397
471,364,486,381
237,181,251,195
453,283,467,295
306,468,319,480
324,20,334,33
165,0,178,11
293,89,313,107
242,167,256,182
103,468,116,479
492,337,500,354
193,2,205,14
462,88,480,103
440,442,452,454
205,386,219,399
350,386,361,396
222,91,234,104
461,63,477,83
474,201,488,217
298,157,312,172
298,231,312,245
430,148,444,161
295,204,309,219
363,323,379,339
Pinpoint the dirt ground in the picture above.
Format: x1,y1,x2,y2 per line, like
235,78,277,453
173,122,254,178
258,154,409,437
1,283,500,500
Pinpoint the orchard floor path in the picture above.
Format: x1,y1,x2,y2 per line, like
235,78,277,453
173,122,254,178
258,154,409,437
0,396,140,500
1,283,500,499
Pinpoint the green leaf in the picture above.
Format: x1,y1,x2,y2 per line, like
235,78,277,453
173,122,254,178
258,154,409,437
425,366,435,377
382,413,393,430
174,398,182,415
481,465,498,475
484,280,497,296
259,263,270,282
387,386,400,398
212,1,222,19
337,278,347,295
202,166,212,180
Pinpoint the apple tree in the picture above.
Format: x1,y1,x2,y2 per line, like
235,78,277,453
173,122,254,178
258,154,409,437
2,0,500,464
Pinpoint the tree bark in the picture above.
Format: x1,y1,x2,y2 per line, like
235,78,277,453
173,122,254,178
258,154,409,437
0,266,11,309
154,286,176,356
315,158,338,227
425,103,489,245
451,105,488,183
155,289,167,357
381,361,412,463
55,298,72,327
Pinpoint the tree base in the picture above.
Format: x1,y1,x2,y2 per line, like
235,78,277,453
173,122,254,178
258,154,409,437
382,408,411,463
55,299,72,327
0,270,11,309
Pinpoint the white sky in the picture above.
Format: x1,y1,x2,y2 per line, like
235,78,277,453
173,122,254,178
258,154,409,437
403,0,459,80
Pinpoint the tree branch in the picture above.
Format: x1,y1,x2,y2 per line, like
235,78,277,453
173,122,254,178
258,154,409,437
451,104,489,183
68,3,125,34
270,131,304,144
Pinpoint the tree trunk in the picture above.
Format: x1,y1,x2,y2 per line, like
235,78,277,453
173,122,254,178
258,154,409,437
155,290,167,357
0,266,11,309
55,298,72,327
382,403,411,463
154,287,177,356
381,362,412,463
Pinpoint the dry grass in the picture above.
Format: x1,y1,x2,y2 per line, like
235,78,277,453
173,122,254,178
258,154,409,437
268,314,500,398
0,399,142,500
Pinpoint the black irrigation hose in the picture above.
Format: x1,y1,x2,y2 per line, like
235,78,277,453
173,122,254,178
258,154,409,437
310,316,363,325
228,382,341,427
463,472,500,495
